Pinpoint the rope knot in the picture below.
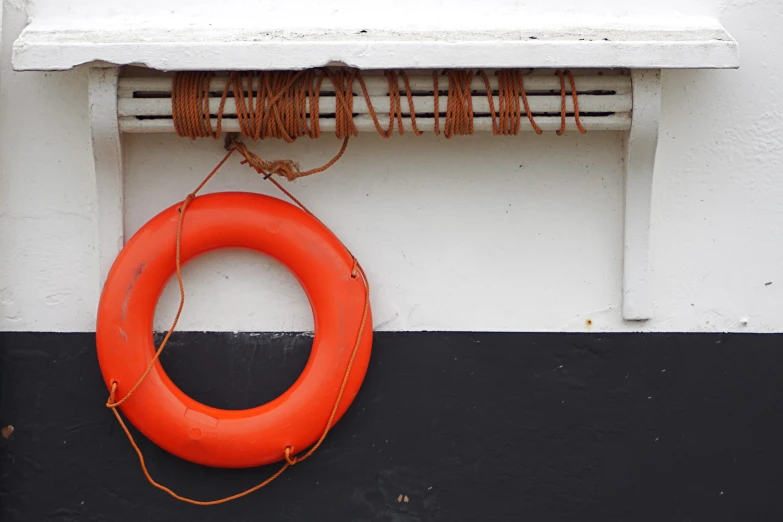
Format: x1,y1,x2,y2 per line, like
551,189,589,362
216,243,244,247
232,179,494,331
350,257,359,279
106,381,119,408
259,159,303,182
232,140,304,182
284,446,298,465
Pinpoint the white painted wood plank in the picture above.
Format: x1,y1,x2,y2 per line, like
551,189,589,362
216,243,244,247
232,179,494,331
118,114,631,133
88,67,124,288
118,75,633,96
12,17,739,71
117,94,632,117
622,69,661,321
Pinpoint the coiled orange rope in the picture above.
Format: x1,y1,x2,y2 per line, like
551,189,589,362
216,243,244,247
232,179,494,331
172,68,586,179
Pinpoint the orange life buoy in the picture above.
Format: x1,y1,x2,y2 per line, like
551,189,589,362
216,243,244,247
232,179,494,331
96,192,372,468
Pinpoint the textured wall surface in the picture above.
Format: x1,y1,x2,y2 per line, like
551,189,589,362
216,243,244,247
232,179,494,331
1,0,782,332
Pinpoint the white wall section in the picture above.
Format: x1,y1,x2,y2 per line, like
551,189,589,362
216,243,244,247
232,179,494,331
1,0,782,333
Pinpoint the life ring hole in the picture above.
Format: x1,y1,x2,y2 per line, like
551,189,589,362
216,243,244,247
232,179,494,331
153,248,314,410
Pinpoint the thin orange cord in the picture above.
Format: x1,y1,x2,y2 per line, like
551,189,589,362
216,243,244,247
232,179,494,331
517,71,543,135
108,381,291,506
400,71,423,137
105,141,371,505
478,71,499,135
556,70,568,136
565,70,587,134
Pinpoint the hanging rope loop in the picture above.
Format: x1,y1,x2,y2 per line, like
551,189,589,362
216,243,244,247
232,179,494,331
104,141,371,505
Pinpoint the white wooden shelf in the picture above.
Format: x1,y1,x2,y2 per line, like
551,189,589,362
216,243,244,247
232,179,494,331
12,16,738,71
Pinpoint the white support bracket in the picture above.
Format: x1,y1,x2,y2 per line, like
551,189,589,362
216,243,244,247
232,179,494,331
622,69,662,321
88,67,124,288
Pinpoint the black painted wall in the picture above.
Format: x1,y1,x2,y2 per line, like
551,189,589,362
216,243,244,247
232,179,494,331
2,332,783,521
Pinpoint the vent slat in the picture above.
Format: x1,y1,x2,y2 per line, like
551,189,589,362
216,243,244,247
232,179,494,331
118,94,631,118
119,74,630,97
119,114,631,133
117,73,632,133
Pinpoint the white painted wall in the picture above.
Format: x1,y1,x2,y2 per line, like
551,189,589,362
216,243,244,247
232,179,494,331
1,0,782,333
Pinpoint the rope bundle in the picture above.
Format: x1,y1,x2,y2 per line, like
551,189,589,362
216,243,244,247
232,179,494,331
172,68,586,140
171,68,587,179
